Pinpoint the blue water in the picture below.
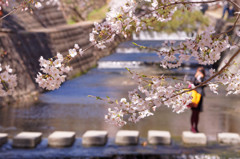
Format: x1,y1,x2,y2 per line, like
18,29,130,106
1,40,240,158
1,138,240,159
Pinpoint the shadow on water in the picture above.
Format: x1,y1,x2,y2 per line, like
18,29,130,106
1,138,240,159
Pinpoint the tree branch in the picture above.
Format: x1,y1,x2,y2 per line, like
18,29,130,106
229,0,240,9
138,0,222,18
213,14,240,38
0,6,20,21
165,48,240,101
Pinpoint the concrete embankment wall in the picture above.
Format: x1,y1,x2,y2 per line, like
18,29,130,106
0,22,124,106
214,19,240,70
2,0,107,29
60,0,107,21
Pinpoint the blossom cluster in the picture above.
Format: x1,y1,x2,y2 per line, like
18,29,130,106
0,0,61,12
0,0,9,10
33,0,231,93
18,0,43,11
104,71,193,126
30,0,240,125
36,44,84,90
35,53,72,90
208,61,240,96
89,0,189,49
2,0,240,127
225,70,240,95
105,60,240,126
0,64,17,97
157,26,230,68
90,0,229,63
23,0,61,10
100,0,231,127
69,44,83,58
75,0,236,126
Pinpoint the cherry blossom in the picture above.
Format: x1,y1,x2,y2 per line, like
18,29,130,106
35,53,72,90
35,43,85,90
0,64,17,97
98,70,194,126
79,49,84,56
35,0,239,126
155,26,230,68
2,0,240,126
69,49,77,58
209,83,218,94
0,0,60,13
35,2,42,9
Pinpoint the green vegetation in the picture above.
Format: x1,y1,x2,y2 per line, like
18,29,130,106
67,18,77,25
70,64,97,79
87,5,109,21
145,9,209,34
226,16,238,23
70,70,88,79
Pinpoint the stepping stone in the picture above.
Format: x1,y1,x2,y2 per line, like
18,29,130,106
182,131,207,145
0,133,8,146
115,130,139,145
82,130,108,146
148,130,171,145
13,132,42,148
48,131,76,147
217,133,240,145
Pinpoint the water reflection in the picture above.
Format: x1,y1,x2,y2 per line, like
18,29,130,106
0,66,240,140
0,41,240,142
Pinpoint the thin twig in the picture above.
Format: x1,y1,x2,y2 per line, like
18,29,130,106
163,0,222,7
0,6,20,21
164,48,240,101
213,14,240,38
66,34,113,64
228,0,240,9
138,0,222,18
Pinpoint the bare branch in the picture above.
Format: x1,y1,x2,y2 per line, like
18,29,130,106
138,0,222,18
0,6,20,21
228,0,240,10
165,48,240,101
214,14,240,38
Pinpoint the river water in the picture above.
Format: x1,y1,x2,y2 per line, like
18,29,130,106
1,34,240,158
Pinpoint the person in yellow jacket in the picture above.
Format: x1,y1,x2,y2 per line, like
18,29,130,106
190,66,205,133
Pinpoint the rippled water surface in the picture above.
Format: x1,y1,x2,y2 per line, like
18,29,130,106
1,67,240,139
1,40,240,158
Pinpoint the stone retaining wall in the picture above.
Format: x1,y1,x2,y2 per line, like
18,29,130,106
2,0,107,30
2,2,66,30
214,19,240,69
0,21,125,106
60,0,107,22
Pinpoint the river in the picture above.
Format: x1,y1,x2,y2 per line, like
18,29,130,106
0,33,240,158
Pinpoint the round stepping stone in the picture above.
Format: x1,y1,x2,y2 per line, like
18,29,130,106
82,130,108,147
48,131,76,147
13,132,42,148
182,131,207,145
148,130,171,145
115,130,139,145
217,132,240,145
0,133,8,146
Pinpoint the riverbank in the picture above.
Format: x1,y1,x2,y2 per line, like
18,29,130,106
1,30,240,159
0,21,126,106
